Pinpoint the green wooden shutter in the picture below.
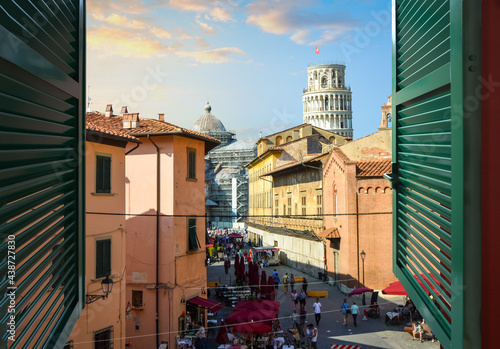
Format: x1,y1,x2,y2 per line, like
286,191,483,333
0,0,85,348
391,1,481,348
96,155,111,193
96,239,111,279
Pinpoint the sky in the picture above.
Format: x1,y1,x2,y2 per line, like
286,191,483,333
87,0,392,140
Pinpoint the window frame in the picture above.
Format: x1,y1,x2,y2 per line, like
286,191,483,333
316,189,323,216
94,326,114,349
95,153,112,194
187,147,197,181
187,218,200,251
132,290,143,308
95,238,111,279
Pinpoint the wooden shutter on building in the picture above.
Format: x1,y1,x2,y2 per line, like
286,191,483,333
96,239,111,279
0,0,85,347
391,1,481,348
96,155,111,193
188,218,200,250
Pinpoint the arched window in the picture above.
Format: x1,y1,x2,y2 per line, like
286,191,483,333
276,136,283,145
286,136,292,143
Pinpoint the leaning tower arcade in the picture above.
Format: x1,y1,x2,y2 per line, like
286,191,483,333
302,64,353,138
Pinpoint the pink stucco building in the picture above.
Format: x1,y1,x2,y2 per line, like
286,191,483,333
67,119,139,348
86,107,219,348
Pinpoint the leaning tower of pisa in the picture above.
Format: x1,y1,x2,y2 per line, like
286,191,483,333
302,64,353,138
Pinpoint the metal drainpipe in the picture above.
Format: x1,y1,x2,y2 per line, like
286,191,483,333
147,135,160,349
356,190,360,288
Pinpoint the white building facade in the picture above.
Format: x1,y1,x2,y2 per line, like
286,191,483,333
302,64,353,138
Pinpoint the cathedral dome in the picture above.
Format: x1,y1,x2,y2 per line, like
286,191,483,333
192,102,227,133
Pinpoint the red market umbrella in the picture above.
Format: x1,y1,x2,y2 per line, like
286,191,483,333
232,321,272,335
216,320,230,344
234,254,240,277
236,300,280,313
348,287,374,296
228,232,243,238
225,309,277,325
267,276,275,301
260,270,267,295
382,274,441,296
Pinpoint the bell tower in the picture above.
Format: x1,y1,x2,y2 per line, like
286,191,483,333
302,63,353,138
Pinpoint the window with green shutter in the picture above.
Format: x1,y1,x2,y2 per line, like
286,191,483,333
96,155,111,193
187,218,200,251
187,148,196,180
94,326,113,349
96,239,111,279
391,1,481,348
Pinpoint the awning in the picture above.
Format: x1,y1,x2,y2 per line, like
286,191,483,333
317,227,340,239
187,296,222,312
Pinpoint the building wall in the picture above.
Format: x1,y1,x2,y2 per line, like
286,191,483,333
125,135,208,349
247,225,325,276
248,153,278,226
323,144,396,290
68,141,127,349
356,178,395,290
272,166,324,233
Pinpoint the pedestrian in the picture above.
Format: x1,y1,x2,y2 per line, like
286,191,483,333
272,269,280,291
351,301,359,327
290,274,295,292
291,309,300,330
312,298,322,326
224,258,230,274
341,298,350,326
413,321,423,343
299,303,307,333
299,288,307,306
265,333,276,349
291,290,298,311
302,277,308,293
195,322,206,349
307,323,318,349
283,273,289,294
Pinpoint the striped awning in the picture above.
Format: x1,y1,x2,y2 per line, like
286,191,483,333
330,345,363,349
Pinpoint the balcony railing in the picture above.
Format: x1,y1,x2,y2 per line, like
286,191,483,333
303,84,351,93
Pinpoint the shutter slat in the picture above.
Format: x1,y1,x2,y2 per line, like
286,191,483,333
0,0,84,346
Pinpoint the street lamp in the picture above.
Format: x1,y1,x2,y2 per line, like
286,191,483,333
360,250,366,305
86,276,114,304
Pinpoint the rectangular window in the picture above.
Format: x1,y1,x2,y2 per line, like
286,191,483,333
94,326,113,349
96,239,111,279
187,148,196,180
316,190,323,216
301,191,307,215
132,290,143,308
274,195,279,216
187,218,200,251
287,193,292,216
96,155,111,193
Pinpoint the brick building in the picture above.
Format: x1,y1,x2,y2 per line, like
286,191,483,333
322,97,396,290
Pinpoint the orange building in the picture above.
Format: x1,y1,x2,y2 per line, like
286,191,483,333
322,97,396,290
66,120,140,348
86,106,219,348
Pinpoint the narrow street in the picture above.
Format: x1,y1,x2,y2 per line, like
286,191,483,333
206,251,440,349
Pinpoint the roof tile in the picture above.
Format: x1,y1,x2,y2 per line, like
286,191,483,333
356,159,391,177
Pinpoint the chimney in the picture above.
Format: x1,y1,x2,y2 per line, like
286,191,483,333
105,104,113,117
158,113,165,122
121,106,128,115
123,113,140,129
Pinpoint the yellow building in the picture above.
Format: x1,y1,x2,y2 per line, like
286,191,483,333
246,124,346,253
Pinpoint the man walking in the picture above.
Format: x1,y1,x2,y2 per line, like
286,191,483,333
283,273,289,294
312,298,322,326
272,269,280,291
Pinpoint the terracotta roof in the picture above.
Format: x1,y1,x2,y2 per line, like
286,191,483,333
356,159,391,177
86,112,220,145
316,227,340,239
86,121,139,142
